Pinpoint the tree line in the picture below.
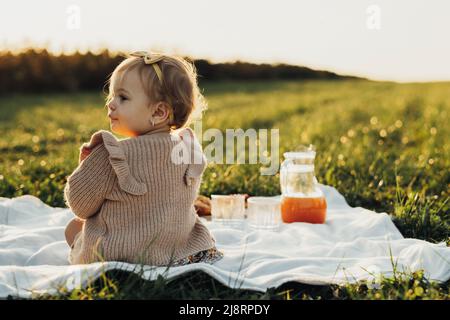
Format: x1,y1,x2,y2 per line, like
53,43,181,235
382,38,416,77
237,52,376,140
0,48,362,95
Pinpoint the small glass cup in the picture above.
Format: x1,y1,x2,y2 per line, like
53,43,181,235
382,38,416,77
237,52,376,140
246,196,281,230
210,194,246,226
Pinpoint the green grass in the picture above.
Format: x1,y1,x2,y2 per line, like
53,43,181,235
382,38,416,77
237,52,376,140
0,79,448,299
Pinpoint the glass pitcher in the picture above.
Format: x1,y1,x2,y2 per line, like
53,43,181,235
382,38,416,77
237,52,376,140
280,144,327,224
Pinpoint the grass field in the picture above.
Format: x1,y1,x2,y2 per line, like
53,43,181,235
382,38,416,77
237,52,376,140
0,79,448,299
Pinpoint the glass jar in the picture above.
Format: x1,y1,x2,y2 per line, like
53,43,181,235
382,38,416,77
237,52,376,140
246,196,281,230
210,194,246,226
280,144,327,224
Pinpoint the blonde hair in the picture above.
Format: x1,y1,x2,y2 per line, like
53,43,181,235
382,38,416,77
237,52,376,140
104,52,207,129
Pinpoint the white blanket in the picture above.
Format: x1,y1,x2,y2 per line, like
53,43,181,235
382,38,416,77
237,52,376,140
0,183,449,298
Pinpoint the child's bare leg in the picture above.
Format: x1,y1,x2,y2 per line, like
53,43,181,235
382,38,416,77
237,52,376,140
65,218,85,247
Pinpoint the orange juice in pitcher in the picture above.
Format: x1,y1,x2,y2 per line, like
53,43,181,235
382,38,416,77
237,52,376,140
280,145,327,224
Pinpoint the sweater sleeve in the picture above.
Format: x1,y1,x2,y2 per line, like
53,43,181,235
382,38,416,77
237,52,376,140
64,143,115,219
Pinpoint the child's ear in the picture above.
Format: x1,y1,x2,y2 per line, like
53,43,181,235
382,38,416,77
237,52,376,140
153,101,171,121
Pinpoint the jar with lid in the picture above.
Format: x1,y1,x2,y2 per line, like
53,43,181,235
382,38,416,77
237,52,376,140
279,144,327,223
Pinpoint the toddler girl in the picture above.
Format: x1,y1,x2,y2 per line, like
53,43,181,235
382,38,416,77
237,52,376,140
64,51,223,266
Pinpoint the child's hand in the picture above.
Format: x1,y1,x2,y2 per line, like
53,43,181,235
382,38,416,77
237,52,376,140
79,144,93,163
78,131,105,163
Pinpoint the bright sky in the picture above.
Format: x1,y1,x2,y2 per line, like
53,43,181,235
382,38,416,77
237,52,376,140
1,0,449,82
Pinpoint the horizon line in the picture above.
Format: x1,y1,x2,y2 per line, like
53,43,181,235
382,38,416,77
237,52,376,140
1,43,450,84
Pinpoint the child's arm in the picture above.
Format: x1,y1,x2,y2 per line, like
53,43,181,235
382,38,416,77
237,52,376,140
64,143,114,219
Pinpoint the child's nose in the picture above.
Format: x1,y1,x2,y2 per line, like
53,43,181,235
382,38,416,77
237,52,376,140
107,101,116,110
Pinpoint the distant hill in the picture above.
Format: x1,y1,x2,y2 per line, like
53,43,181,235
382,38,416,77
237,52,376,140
0,49,365,95
193,59,363,81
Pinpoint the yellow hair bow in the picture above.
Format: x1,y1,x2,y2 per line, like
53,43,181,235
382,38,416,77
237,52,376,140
129,51,165,84
129,51,176,125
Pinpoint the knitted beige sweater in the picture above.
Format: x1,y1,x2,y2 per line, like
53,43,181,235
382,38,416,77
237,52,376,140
64,128,216,266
